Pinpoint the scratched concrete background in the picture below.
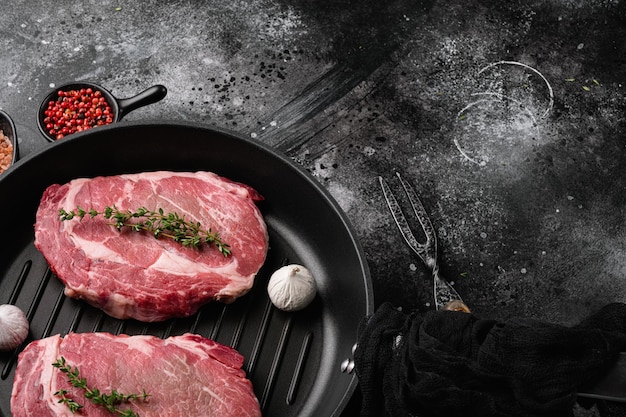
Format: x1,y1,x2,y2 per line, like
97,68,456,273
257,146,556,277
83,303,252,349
1,0,625,415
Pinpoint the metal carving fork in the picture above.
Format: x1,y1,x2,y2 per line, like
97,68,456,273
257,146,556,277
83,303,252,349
379,173,470,312
341,173,469,375
377,173,626,401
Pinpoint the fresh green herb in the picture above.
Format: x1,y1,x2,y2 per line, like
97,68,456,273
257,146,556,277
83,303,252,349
59,206,231,256
53,357,150,416
54,388,83,413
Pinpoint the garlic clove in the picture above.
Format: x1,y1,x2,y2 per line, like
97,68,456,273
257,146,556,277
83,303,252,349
0,304,29,352
267,264,317,312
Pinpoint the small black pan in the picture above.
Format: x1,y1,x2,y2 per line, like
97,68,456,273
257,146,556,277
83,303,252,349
37,82,167,141
0,109,18,173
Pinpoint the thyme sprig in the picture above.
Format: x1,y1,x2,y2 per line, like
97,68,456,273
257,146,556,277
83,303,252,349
54,388,83,413
59,205,231,256
52,357,150,417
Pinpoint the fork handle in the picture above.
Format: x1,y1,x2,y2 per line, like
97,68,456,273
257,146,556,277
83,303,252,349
433,270,471,313
443,300,471,313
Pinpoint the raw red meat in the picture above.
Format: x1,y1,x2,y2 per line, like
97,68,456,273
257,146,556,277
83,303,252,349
34,171,268,322
11,333,262,417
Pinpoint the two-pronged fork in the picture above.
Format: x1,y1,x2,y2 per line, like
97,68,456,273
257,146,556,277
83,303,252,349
379,172,469,312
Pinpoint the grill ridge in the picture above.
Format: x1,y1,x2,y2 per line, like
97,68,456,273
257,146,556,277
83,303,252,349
210,304,228,340
7,261,31,305
287,331,313,405
90,311,105,333
261,316,293,411
246,298,274,376
2,266,53,380
41,289,65,338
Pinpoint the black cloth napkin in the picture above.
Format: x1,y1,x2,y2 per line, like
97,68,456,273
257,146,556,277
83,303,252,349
354,302,626,417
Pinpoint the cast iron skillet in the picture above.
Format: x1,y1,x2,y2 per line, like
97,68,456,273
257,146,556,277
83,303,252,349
0,122,373,417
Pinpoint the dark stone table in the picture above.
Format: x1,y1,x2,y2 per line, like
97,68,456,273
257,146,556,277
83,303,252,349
1,1,625,415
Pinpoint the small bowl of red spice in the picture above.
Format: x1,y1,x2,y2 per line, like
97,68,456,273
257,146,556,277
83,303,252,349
38,81,167,141
0,110,18,174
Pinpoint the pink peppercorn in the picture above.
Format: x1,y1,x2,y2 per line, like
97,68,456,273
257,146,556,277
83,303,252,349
42,88,114,140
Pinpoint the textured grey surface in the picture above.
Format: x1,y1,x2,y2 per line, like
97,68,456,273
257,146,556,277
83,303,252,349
1,0,626,415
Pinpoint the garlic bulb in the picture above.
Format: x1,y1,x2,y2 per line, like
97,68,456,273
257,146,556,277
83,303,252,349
0,304,29,351
267,264,317,311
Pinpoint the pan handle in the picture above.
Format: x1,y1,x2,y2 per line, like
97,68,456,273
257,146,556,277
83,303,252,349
340,343,358,374
116,85,168,120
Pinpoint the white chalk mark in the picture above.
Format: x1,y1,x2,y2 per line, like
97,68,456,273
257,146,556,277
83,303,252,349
471,92,540,130
453,137,483,165
477,60,554,118
454,99,494,165
453,93,541,166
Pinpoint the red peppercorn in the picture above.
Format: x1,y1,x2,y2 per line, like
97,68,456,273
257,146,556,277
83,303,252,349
43,87,115,139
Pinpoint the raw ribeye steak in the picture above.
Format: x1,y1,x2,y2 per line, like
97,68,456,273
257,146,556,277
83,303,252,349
34,171,268,321
11,332,261,417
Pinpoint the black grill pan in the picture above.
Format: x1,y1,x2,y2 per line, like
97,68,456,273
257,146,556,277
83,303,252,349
0,122,373,417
